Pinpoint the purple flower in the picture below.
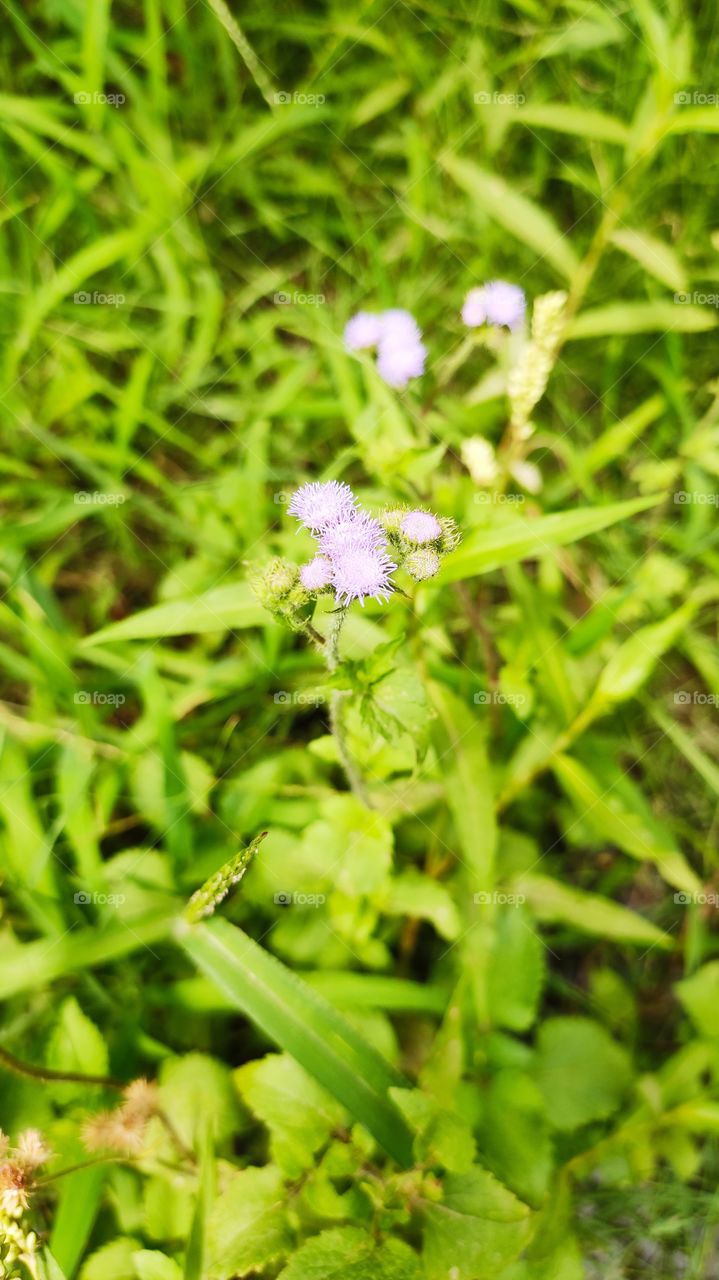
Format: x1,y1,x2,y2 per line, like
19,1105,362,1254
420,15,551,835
401,511,442,544
344,312,384,351
319,510,386,558
376,340,427,389
379,309,422,345
288,481,357,533
462,281,526,331
300,556,333,590
331,546,397,607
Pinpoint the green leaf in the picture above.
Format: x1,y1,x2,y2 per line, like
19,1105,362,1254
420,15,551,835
479,1070,553,1206
389,1088,476,1172
516,872,673,948
235,1053,347,1177
429,684,496,885
205,1167,292,1280
675,963,719,1039
436,494,662,583
535,1018,632,1130
567,302,717,339
515,103,629,144
78,1238,139,1280
382,871,461,941
81,583,270,645
610,227,687,291
441,155,579,279
133,1252,184,1280
421,1166,532,1280
277,1228,421,1280
300,796,393,896
159,1053,242,1149
593,602,696,705
178,917,414,1166
552,753,700,894
46,995,108,1095
487,906,546,1031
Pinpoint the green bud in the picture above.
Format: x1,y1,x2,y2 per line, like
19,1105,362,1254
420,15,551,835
438,517,461,553
405,548,441,581
250,557,298,609
379,506,409,535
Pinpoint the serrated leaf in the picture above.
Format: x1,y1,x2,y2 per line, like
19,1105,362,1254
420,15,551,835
389,1088,476,1172
159,1053,242,1148
382,872,461,941
132,1252,184,1280
479,1069,553,1206
421,1166,532,1280
235,1053,346,1177
277,1227,421,1280
205,1167,292,1280
535,1018,631,1130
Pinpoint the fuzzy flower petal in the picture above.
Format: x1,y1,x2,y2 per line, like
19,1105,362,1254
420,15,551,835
300,556,334,590
464,281,525,331
319,511,387,558
344,311,384,351
288,481,357,532
376,340,427,389
331,547,397,606
401,511,442,544
379,308,422,345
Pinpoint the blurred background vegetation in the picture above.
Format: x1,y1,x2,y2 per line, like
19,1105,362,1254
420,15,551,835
0,1,719,1278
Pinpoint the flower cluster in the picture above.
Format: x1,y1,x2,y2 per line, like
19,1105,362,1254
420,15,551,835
0,1128,52,1279
462,280,526,332
344,309,427,389
82,1079,158,1157
284,482,461,607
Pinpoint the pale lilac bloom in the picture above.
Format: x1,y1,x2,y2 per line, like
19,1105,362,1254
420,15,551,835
401,511,442,544
462,281,526,331
376,339,427,389
288,480,356,533
344,312,384,351
319,510,386,558
331,546,397,607
379,309,422,345
300,556,333,590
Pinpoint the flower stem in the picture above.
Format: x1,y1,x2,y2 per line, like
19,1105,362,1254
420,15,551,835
323,608,373,807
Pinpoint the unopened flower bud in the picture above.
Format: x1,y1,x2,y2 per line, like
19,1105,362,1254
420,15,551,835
405,548,441,581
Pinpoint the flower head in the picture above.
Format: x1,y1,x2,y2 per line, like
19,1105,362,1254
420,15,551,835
300,556,334,590
376,340,427,389
379,309,422,345
344,311,384,351
319,510,386,558
288,480,357,532
463,281,526,331
401,511,442,544
331,546,397,607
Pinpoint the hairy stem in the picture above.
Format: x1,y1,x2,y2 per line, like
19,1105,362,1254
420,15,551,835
324,607,373,806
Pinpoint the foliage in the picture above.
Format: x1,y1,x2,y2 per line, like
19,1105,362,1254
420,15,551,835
0,1,718,1278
